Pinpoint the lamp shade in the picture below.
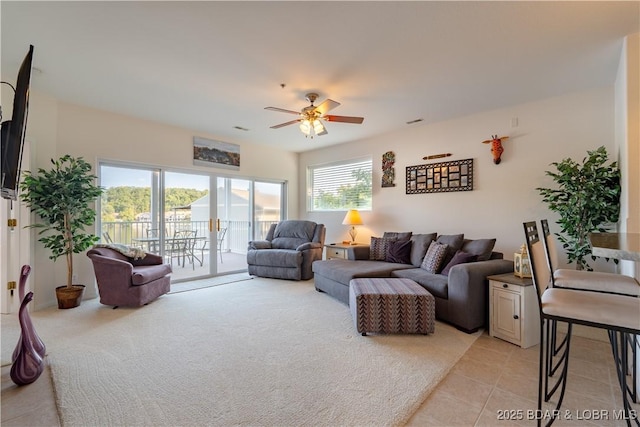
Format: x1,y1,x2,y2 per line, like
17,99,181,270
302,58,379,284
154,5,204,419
342,209,363,226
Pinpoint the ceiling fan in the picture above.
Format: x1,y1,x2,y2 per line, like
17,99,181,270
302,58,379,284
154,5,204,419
265,93,364,138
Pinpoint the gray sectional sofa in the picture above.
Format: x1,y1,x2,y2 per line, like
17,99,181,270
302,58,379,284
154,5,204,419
312,232,514,333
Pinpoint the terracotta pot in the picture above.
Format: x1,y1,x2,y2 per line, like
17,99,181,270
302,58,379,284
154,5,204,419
55,285,85,309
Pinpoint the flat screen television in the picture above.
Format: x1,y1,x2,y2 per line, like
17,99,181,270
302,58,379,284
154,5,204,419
1,44,34,200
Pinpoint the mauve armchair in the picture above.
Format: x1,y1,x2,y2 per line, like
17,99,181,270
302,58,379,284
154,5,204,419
247,220,326,281
87,247,172,308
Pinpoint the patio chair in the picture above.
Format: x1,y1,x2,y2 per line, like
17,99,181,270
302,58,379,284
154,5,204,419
166,230,189,267
102,232,114,244
217,227,227,263
167,230,199,269
194,227,227,266
146,228,161,253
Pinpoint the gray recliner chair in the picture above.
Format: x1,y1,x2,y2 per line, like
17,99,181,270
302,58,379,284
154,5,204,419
247,220,326,280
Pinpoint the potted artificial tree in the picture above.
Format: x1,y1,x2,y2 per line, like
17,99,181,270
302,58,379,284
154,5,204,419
537,146,620,271
20,155,104,309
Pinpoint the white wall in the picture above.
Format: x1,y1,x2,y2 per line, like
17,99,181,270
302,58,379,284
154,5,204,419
1,91,59,313
5,81,634,311
14,95,299,310
300,88,617,265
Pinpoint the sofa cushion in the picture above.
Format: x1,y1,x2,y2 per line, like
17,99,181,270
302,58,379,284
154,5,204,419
390,268,449,299
420,241,449,273
385,240,412,264
382,231,413,241
247,249,302,267
436,234,464,270
440,250,478,276
131,264,172,285
369,236,395,260
271,221,316,249
461,238,496,261
312,259,414,284
409,233,438,267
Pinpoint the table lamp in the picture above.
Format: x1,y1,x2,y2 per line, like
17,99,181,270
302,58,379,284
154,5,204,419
342,209,363,245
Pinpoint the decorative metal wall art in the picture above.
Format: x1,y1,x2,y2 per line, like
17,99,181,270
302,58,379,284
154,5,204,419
406,158,473,194
381,151,396,187
422,153,452,161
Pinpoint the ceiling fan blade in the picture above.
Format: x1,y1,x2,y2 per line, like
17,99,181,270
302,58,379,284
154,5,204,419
324,115,364,124
315,99,341,115
316,127,328,136
265,106,301,115
270,119,301,129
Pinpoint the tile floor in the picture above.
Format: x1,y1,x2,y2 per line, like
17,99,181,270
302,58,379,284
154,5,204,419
2,330,638,426
408,332,639,426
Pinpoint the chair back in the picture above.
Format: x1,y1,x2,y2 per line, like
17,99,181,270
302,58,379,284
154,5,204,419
523,221,552,308
217,228,227,249
147,228,160,238
270,220,321,249
174,229,197,250
102,232,114,244
540,219,561,286
88,246,131,263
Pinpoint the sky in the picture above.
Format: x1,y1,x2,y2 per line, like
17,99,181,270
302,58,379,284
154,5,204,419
99,165,271,194
100,166,210,190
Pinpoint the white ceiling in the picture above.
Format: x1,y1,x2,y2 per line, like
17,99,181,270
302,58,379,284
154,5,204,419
2,1,638,153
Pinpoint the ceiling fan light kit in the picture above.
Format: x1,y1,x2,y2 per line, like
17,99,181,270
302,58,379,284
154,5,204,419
265,92,364,139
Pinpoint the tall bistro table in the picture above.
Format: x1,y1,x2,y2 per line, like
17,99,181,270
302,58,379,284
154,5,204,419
589,232,640,262
589,232,640,422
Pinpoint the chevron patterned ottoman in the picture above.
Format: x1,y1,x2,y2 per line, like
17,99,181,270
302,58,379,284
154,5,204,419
349,278,435,336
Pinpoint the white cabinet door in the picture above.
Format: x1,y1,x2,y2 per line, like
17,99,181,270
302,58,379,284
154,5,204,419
491,286,521,343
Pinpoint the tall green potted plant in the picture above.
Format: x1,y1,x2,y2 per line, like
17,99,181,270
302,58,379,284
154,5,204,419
537,146,620,271
20,155,104,309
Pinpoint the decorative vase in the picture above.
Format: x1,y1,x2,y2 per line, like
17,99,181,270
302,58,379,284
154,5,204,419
10,291,44,386
12,265,46,362
55,284,85,309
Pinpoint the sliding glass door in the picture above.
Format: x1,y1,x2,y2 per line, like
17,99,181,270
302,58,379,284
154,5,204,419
98,162,285,282
164,171,211,280
216,177,250,273
254,181,283,240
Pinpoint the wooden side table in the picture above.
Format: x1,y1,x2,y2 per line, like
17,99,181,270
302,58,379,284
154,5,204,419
324,243,353,260
488,273,540,348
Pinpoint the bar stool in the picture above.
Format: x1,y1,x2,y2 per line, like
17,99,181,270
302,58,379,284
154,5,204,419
540,219,639,402
523,221,640,427
541,219,639,296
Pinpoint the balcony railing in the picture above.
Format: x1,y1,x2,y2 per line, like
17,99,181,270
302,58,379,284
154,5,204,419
101,220,278,255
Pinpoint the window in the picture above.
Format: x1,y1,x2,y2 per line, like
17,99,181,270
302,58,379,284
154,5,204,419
308,157,372,211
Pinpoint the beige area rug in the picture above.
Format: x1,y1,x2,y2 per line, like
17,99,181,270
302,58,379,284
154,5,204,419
1,278,479,426
168,272,253,293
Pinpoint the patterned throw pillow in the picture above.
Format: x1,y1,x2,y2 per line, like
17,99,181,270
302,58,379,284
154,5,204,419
370,237,396,260
420,241,449,273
